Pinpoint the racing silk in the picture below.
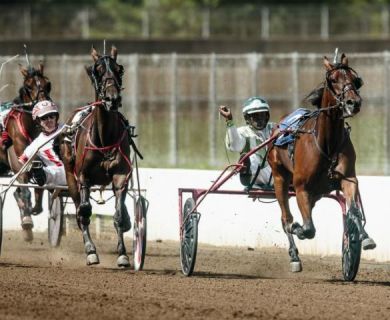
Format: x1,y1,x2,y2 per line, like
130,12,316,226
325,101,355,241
19,125,66,186
225,122,274,186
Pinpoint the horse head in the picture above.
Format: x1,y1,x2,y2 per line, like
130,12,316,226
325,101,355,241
323,53,363,118
86,46,124,111
19,63,51,106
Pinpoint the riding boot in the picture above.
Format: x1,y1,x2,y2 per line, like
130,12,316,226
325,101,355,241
30,161,47,186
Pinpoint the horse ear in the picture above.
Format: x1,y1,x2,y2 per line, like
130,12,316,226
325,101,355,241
341,53,348,66
38,62,44,74
323,56,333,71
91,46,100,62
19,64,28,77
85,65,93,79
111,46,118,61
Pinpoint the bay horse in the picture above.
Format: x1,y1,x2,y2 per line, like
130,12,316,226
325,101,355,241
0,63,51,241
268,54,376,273
61,46,132,266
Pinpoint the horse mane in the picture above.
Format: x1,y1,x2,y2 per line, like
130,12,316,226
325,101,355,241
304,82,325,108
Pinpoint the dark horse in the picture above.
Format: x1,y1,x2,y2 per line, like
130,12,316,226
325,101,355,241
0,63,51,241
268,54,376,274
61,46,132,266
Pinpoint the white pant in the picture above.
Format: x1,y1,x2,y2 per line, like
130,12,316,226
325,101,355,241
43,166,67,186
249,154,273,186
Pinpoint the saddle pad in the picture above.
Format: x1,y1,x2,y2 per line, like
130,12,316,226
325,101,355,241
274,108,311,146
0,101,13,128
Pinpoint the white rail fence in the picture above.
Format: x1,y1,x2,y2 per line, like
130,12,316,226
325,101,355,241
1,170,390,262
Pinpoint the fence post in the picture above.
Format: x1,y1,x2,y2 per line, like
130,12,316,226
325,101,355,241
170,53,178,166
95,214,102,240
60,54,68,114
320,5,329,40
202,7,210,39
129,54,139,128
142,9,150,39
23,5,31,39
81,7,90,39
209,53,217,167
291,52,299,110
382,6,389,38
384,51,390,174
261,6,269,39
248,53,258,96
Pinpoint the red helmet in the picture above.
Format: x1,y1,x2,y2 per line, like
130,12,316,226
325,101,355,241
32,100,59,121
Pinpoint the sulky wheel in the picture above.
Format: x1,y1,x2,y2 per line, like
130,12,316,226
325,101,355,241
48,192,64,247
180,197,199,276
0,196,3,255
133,196,148,271
342,212,362,281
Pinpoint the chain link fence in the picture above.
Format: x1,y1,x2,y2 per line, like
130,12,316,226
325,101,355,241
0,52,389,174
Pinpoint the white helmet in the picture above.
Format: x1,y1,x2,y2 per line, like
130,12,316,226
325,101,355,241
32,100,59,121
242,97,270,115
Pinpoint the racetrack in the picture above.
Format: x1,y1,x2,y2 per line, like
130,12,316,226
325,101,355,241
0,230,389,320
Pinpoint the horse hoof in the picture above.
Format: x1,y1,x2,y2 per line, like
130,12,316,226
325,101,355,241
22,229,33,242
117,255,130,268
86,253,100,265
290,261,302,273
21,216,34,229
362,237,376,250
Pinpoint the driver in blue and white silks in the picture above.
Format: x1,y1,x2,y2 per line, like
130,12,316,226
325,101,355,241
219,97,275,187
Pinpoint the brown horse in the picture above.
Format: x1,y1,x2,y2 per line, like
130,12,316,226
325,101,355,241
268,54,376,274
0,63,51,241
61,46,132,266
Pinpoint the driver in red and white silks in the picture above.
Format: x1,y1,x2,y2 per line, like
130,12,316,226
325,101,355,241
19,100,66,186
219,96,275,187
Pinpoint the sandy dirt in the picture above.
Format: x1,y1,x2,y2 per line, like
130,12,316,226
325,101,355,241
0,229,389,320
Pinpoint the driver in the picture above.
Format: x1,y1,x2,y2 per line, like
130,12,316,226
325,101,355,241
219,96,275,188
18,100,66,186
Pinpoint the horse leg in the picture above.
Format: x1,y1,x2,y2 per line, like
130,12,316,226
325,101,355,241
31,189,44,215
295,187,316,239
112,175,131,267
13,186,33,242
341,178,376,250
78,182,99,265
273,171,302,272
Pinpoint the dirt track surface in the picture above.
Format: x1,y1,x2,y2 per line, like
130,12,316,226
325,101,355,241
0,230,389,320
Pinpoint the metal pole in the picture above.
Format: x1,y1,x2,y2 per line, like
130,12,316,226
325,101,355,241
170,53,178,166
208,53,217,167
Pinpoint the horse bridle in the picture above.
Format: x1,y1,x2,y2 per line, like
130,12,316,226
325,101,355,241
22,70,51,107
91,56,123,109
325,65,363,117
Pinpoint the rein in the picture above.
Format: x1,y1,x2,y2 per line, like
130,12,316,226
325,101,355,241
73,103,133,185
4,102,36,143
